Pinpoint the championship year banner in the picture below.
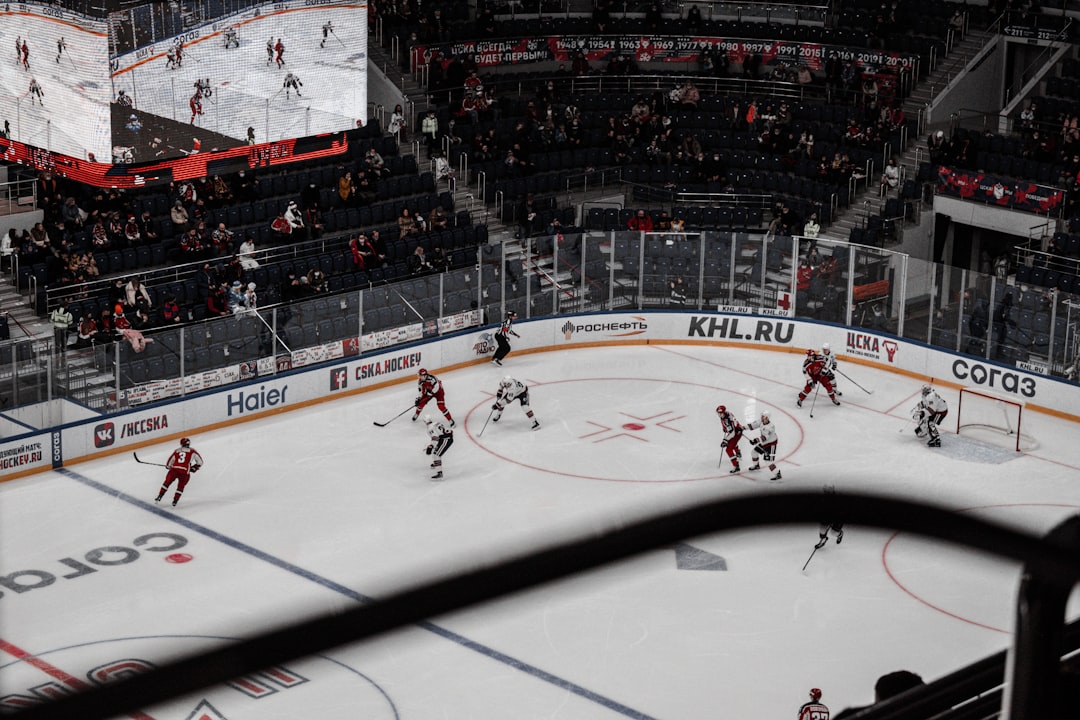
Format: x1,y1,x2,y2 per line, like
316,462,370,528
412,36,918,72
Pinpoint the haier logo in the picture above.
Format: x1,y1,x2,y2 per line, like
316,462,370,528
94,422,115,448
227,385,289,416
330,367,348,391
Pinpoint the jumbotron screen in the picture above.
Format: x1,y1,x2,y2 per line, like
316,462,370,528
0,0,366,186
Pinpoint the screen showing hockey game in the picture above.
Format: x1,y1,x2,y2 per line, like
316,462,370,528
0,0,366,175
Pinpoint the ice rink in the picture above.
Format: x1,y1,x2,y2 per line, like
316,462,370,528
2,343,1079,719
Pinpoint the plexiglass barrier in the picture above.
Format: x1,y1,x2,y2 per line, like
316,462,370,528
3,232,1079,432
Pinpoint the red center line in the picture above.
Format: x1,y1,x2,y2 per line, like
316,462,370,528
0,638,157,720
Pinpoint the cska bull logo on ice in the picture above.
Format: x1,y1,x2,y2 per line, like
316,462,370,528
0,637,398,717
473,332,496,356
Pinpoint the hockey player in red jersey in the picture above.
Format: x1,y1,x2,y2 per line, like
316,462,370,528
798,687,830,720
413,368,455,426
716,404,743,473
744,411,781,481
155,437,204,507
798,349,841,408
274,38,285,68
189,92,203,124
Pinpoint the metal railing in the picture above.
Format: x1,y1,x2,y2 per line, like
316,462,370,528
0,176,37,217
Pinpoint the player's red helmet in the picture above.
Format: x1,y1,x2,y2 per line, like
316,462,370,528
806,348,815,356
180,437,191,447
810,688,822,702
715,405,726,415
418,368,428,378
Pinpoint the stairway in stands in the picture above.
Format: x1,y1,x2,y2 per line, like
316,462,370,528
820,26,992,246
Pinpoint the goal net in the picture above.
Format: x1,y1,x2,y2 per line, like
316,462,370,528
955,387,1038,452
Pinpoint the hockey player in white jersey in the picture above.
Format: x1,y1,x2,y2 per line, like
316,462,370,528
491,376,540,430
820,342,841,396
320,20,333,48
424,414,454,479
28,78,43,106
283,72,303,98
912,384,948,448
223,26,239,49
744,412,781,481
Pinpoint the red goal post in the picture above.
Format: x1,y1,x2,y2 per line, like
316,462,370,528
955,387,1033,452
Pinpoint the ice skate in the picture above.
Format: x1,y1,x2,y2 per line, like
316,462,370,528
770,471,782,481
796,398,803,407
431,471,443,480
927,437,941,448
448,418,455,427
729,465,740,474
531,420,540,430
836,529,844,544
171,500,178,507
815,535,827,549
747,463,760,471
492,358,502,366
831,397,841,406
154,495,162,503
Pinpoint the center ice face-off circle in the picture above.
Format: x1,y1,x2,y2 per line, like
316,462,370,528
467,377,801,483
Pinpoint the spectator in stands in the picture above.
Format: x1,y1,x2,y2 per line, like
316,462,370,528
160,294,182,325
74,313,98,348
369,229,389,266
628,209,654,232
435,152,454,183
306,268,327,294
429,205,449,231
387,103,407,143
835,670,925,718
0,228,14,272
284,200,306,240
138,211,159,245
50,299,73,358
430,245,447,273
240,282,258,315
354,168,377,205
338,171,356,206
238,236,260,270
572,50,590,76
350,232,375,270
408,245,433,275
270,211,292,241
364,146,390,178
61,197,85,228
1019,101,1037,131
677,81,700,110
803,213,820,240
421,110,439,158
686,4,702,31
180,228,205,260
670,215,687,239
669,276,687,304
207,283,230,317
226,280,244,314
881,157,901,194
593,0,611,32
949,9,965,38
211,222,234,257
398,207,419,240
170,200,189,231
125,276,152,315
797,258,813,292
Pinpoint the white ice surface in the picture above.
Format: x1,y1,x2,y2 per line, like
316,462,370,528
2,344,1079,719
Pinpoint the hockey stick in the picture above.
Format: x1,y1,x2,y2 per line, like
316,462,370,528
802,542,821,572
808,383,820,419
330,27,347,49
478,406,496,437
835,368,873,395
373,406,414,427
133,452,167,468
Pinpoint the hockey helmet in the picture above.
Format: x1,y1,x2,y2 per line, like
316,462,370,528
506,310,517,319
760,412,771,424
423,414,433,425
822,342,831,354
715,405,726,415
500,376,513,388
180,437,191,447
809,688,822,702
418,368,428,378
921,384,932,396
806,348,815,357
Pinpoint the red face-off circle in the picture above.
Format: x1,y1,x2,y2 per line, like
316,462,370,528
165,553,193,564
622,423,646,431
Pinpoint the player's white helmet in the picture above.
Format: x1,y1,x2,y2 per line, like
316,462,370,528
760,412,771,424
822,342,831,354
809,688,822,702
922,384,932,396
180,437,191,447
423,414,433,425
500,376,513,388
